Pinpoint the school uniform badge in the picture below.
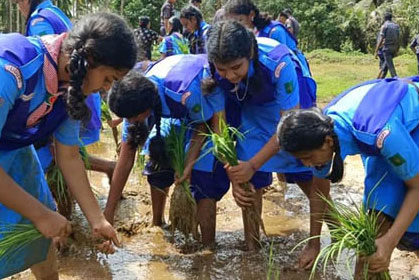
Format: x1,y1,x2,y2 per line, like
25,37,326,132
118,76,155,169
376,129,390,149
388,153,406,167
4,64,23,90
274,62,286,78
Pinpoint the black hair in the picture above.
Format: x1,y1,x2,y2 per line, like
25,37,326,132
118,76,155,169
224,0,271,31
384,11,392,21
168,16,183,34
62,12,137,121
277,108,344,183
180,5,204,33
279,11,288,19
282,8,292,17
139,16,150,28
27,0,44,23
108,70,166,166
202,20,262,95
190,0,202,3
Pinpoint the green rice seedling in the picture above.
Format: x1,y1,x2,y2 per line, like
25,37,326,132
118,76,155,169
294,174,391,280
101,99,119,150
0,224,42,264
266,241,280,280
46,164,73,219
207,118,266,238
166,122,199,240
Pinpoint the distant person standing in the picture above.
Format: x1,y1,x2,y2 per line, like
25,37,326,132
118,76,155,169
375,12,400,78
278,8,299,38
376,32,386,78
410,34,419,74
190,0,202,9
134,16,160,61
160,0,177,36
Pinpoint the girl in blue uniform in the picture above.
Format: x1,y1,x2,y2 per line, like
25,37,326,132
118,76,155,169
180,5,210,54
159,16,189,58
18,0,116,180
223,0,310,72
201,21,330,254
0,13,137,278
104,55,225,247
277,77,419,277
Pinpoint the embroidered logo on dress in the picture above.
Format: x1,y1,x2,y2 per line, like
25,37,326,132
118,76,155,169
21,92,35,102
192,104,201,113
274,62,286,78
0,97,4,107
181,91,192,105
285,81,294,94
376,129,390,149
4,65,23,89
388,153,406,167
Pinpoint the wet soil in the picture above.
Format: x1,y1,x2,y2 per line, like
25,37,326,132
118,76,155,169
9,130,419,280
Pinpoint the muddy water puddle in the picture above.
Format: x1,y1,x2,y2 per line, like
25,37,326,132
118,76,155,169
10,130,419,279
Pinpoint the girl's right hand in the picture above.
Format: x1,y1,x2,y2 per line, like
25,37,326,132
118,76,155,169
33,210,72,239
232,182,256,208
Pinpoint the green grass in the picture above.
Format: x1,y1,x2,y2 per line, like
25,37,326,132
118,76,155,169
308,49,418,103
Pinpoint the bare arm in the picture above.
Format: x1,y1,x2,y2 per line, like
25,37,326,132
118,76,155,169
104,141,137,224
368,174,419,272
55,140,120,247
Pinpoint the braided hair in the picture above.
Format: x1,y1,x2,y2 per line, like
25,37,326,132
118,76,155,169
224,0,271,31
108,70,165,163
62,12,137,121
277,108,344,183
202,20,262,94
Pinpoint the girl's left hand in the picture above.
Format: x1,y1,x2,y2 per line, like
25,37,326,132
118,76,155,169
91,217,121,254
367,236,394,273
225,161,255,183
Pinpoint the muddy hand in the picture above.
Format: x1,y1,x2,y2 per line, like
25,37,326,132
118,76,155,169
92,217,121,254
367,236,393,273
232,182,256,208
175,160,194,184
34,210,72,239
298,242,320,270
225,161,255,184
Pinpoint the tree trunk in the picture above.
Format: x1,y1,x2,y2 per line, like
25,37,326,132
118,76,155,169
120,0,125,16
8,0,13,33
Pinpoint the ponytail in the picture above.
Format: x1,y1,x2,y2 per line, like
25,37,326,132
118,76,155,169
148,99,170,168
66,49,90,121
327,132,344,183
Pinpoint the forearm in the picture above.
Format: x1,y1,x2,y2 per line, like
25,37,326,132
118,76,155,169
186,123,208,164
308,177,331,246
106,143,136,211
384,185,419,248
0,168,51,223
249,135,280,170
56,143,103,225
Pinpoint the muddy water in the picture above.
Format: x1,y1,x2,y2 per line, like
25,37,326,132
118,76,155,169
10,130,419,280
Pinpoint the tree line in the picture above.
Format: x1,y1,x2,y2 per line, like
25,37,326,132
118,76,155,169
1,0,418,53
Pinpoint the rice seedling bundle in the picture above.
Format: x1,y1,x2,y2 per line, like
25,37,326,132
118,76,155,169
0,224,43,264
298,194,391,280
166,122,199,240
208,118,265,238
101,100,119,150
46,164,73,219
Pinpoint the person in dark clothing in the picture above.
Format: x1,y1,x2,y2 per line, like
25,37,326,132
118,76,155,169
282,8,300,38
160,0,177,36
410,34,419,75
134,16,160,61
375,12,400,78
376,32,386,77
